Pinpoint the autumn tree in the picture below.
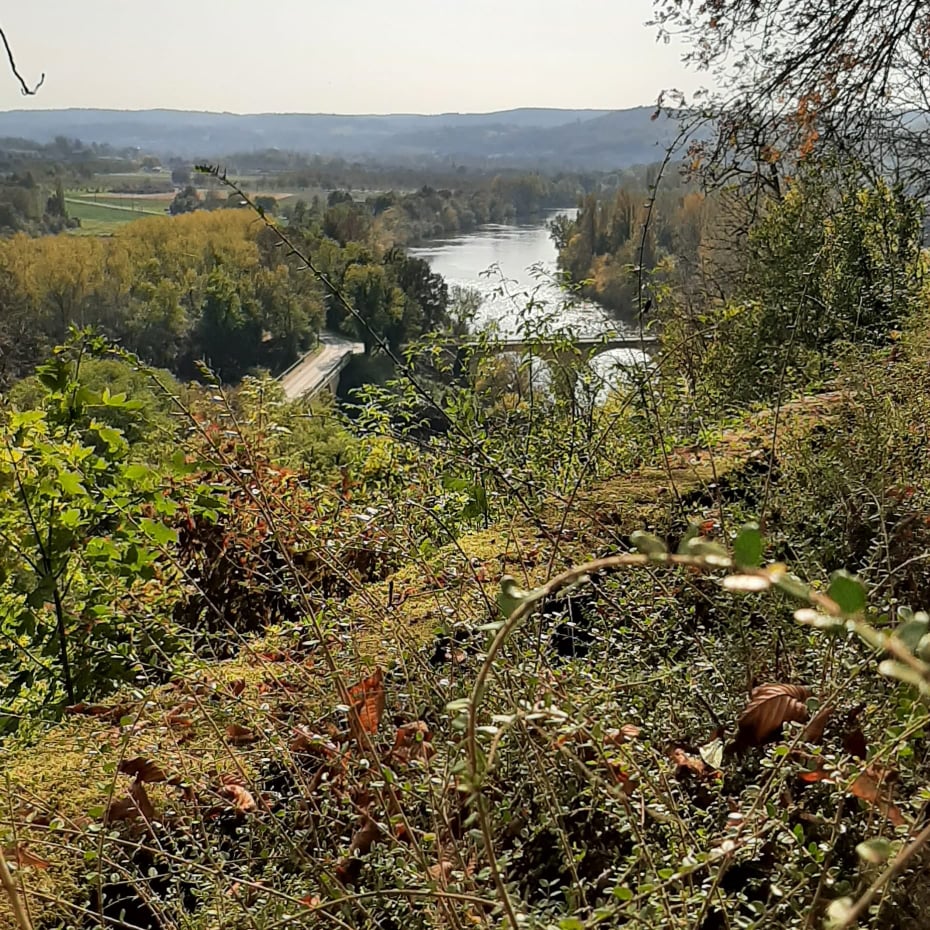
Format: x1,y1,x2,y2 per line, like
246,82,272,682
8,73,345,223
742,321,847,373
653,0,930,195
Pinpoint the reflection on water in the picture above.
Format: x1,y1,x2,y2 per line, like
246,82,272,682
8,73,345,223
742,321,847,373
408,209,647,395
408,208,620,337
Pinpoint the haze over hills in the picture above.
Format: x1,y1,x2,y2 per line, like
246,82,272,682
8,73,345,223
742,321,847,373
0,106,678,169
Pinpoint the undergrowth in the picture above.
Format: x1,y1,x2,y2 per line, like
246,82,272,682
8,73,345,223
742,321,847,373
3,167,930,930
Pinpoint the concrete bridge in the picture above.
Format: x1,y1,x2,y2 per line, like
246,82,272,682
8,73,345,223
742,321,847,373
278,330,659,400
461,332,659,394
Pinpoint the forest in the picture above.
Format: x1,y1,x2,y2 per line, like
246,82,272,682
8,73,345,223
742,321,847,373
3,3,930,930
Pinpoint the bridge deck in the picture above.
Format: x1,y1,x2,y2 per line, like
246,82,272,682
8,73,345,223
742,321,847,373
464,334,658,354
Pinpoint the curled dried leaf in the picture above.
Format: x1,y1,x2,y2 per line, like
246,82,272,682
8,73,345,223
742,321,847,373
226,678,246,697
2,844,49,870
334,816,381,886
219,782,257,813
106,781,155,824
118,757,167,783
165,704,193,728
670,747,708,778
391,721,434,765
606,724,641,745
130,780,155,821
289,727,339,757
65,702,130,722
736,683,811,747
802,705,835,744
225,723,259,746
850,766,905,827
428,859,455,883
348,668,385,739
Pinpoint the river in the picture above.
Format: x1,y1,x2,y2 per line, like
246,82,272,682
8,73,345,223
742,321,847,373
408,208,624,337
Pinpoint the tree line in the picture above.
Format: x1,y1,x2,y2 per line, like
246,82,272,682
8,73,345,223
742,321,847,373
0,206,453,387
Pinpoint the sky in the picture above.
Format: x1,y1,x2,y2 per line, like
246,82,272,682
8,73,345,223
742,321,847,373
1,0,704,114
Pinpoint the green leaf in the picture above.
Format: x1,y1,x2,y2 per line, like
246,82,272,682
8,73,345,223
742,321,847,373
122,464,152,482
895,616,930,653
677,523,700,554
139,518,178,547
856,838,893,864
94,426,125,454
630,530,667,556
58,471,84,496
733,522,762,567
682,537,731,566
497,575,534,619
828,570,867,615
878,660,930,693
771,571,810,601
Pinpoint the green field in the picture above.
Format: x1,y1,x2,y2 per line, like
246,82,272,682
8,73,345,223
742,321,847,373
64,196,170,234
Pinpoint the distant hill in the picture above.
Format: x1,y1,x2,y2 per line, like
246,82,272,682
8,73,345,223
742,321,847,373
0,107,681,170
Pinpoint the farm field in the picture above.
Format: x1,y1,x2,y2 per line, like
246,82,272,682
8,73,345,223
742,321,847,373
64,195,169,234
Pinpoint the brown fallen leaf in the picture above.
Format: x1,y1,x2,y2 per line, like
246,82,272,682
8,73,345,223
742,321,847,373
226,678,246,697
802,704,835,744
65,702,130,722
850,766,906,827
289,727,340,757
2,844,49,870
844,727,868,759
428,859,455,883
606,724,642,746
165,704,193,728
334,815,381,886
391,721,434,765
670,747,708,778
348,668,385,739
106,781,155,824
300,893,321,908
799,767,833,784
130,780,155,820
225,723,259,745
257,650,289,662
737,683,812,747
118,757,167,784
219,782,257,814
258,678,302,695
606,763,638,796
842,704,867,759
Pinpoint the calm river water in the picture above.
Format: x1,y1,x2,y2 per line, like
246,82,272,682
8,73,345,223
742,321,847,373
408,208,623,337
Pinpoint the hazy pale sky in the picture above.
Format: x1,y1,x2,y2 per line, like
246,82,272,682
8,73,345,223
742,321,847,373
2,0,702,113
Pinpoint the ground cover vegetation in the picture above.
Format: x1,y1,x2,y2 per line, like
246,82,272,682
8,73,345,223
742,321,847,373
4,6,930,930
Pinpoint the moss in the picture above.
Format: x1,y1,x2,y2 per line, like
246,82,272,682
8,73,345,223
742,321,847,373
0,390,847,927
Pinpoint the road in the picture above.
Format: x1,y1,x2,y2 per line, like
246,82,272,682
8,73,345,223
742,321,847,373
278,331,364,400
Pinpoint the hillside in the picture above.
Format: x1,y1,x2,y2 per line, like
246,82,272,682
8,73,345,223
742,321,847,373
0,106,677,168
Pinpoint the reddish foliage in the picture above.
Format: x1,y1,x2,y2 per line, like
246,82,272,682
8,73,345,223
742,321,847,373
348,668,385,740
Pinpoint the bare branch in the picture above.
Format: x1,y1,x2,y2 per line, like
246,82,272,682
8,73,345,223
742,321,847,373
0,25,43,96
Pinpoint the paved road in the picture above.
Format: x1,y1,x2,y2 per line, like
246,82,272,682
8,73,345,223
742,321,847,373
279,331,364,400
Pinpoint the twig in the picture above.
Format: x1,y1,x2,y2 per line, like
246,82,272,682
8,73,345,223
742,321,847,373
835,819,930,928
0,26,43,96
0,845,34,930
